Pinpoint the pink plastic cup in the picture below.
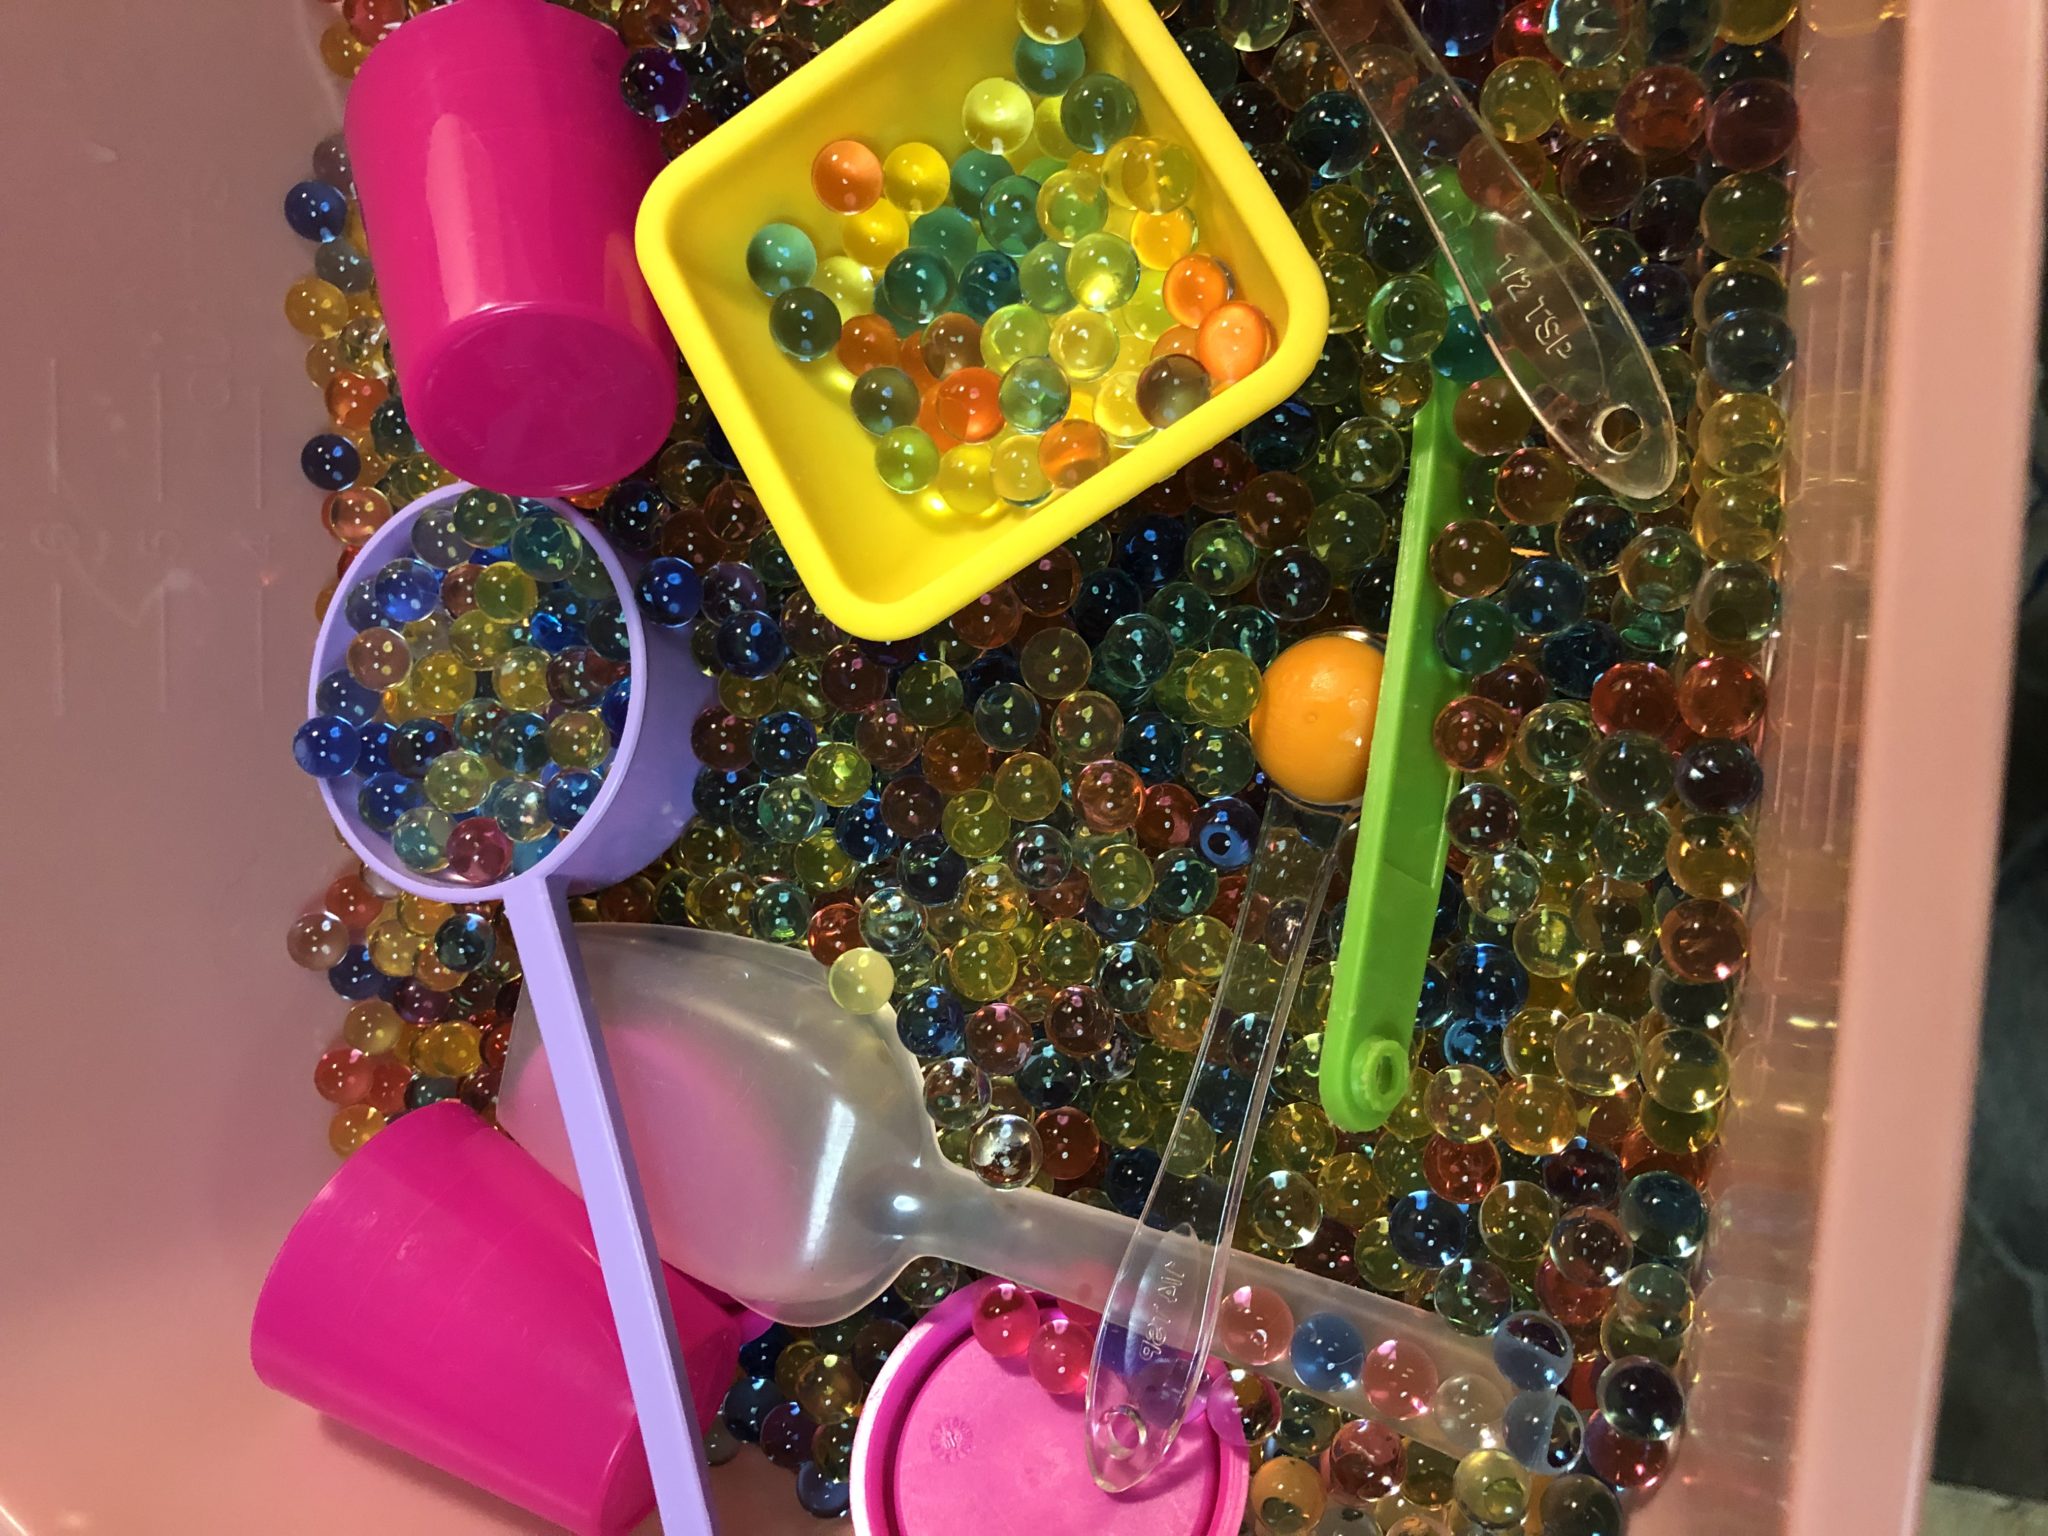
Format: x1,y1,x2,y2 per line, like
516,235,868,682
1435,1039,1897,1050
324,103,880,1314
345,0,677,495
252,1102,743,1535
308,485,718,1533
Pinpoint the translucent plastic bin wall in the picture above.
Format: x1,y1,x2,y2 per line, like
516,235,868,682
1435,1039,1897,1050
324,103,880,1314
0,2,2039,1533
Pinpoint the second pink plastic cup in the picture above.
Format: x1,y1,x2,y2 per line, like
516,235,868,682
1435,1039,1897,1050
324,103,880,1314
251,1102,745,1535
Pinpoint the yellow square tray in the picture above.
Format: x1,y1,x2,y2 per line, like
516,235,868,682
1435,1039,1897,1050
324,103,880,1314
635,0,1328,640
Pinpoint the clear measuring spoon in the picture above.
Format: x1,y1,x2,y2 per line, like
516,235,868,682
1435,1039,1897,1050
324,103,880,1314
1303,0,1679,500
496,923,1508,1459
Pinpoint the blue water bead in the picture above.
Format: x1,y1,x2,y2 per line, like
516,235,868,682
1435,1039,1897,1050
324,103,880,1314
738,1324,791,1378
1599,1357,1686,1440
1642,0,1719,60
1117,514,1189,591
389,719,456,777
1071,567,1144,643
543,768,602,830
373,559,441,625
1704,307,1797,392
1290,1312,1367,1394
951,150,1013,216
585,601,631,662
356,720,397,775
1286,91,1371,177
1179,26,1238,92
340,578,380,632
834,793,899,865
721,1375,781,1442
1449,941,1528,1024
1193,796,1259,868
1442,1015,1506,1072
301,433,360,491
795,1464,851,1519
1556,498,1637,573
327,944,389,1001
1416,0,1502,54
1620,1170,1708,1262
1416,959,1453,1031
293,715,361,778
1016,1038,1087,1110
527,590,590,652
513,832,560,873
1434,868,1465,947
1240,397,1319,471
315,668,380,727
1499,557,1588,634
1086,901,1151,944
1349,556,1399,635
1437,598,1517,675
1434,301,1493,381
716,609,786,677
692,766,753,823
1630,177,1705,263
1210,605,1278,667
1146,582,1217,648
1119,713,1186,785
1258,548,1333,622
1702,40,1792,94
1102,1146,1164,1217
1189,1062,1252,1133
284,179,350,242
900,836,967,905
955,250,1022,322
896,985,966,1059
601,479,668,554
1493,1310,1574,1391
729,782,771,846
751,710,817,774
357,772,424,833
621,47,692,121
1388,1190,1470,1267
433,911,497,973
1618,261,1692,347
601,677,632,735
1541,620,1623,699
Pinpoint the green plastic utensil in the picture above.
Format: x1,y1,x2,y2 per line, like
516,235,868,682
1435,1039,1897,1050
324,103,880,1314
1319,380,1467,1133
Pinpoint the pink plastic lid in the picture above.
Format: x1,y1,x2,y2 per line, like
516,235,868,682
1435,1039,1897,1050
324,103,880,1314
851,1282,1247,1536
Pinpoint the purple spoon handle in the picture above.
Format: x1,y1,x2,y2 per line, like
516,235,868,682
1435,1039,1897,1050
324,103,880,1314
501,876,717,1536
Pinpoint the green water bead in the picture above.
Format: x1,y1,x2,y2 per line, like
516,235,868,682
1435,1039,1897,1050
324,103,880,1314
1694,475,1784,562
1093,1080,1158,1148
876,426,940,493
1036,167,1109,245
1690,559,1781,647
963,76,1035,155
1186,518,1259,596
1701,171,1793,260
951,150,1012,216
982,304,1052,370
452,489,518,548
1060,73,1138,154
1218,0,1293,50
1320,251,1378,335
1037,918,1101,986
746,222,817,296
1086,841,1154,910
805,740,873,808
881,249,955,328
1586,731,1672,814
814,253,875,321
993,436,1053,505
1366,274,1450,362
999,356,1072,434
751,880,813,944
995,750,1064,819
851,366,922,435
1482,56,1563,142
898,660,965,725
1699,392,1788,478
424,750,494,813
1594,808,1673,882
1324,416,1406,493
1464,848,1544,924
981,175,1046,257
1307,492,1389,575
1017,242,1073,312
910,206,980,276
1617,526,1706,612
1066,232,1140,311
1546,0,1630,67
1014,34,1087,96
769,286,842,362
1182,726,1258,797
1186,648,1262,726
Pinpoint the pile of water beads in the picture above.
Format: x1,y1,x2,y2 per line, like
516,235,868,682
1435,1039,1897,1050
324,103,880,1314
291,492,637,882
744,2,1277,513
284,0,1799,1527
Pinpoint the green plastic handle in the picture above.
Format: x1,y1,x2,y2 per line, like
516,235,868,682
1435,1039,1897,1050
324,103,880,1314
1318,379,1467,1132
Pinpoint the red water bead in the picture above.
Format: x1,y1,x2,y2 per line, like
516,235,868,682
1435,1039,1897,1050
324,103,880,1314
1471,657,1549,719
1659,898,1749,984
1028,1314,1094,1395
657,506,740,567
1181,439,1254,513
856,700,923,772
972,1280,1042,1358
1559,135,1646,221
344,0,405,43
1615,64,1708,156
314,1047,375,1106
1584,1414,1672,1492
661,102,720,157
325,869,385,930
1011,547,1083,616
1037,1104,1102,1181
1459,134,1554,214
691,708,753,771
1292,1218,1364,1287
1238,471,1315,549
1617,1125,1713,1184
923,725,991,795
1137,782,1198,849
1493,0,1552,61
953,583,1024,650
967,1001,1034,1075
1535,1257,1616,1328
1432,696,1515,772
1036,870,1091,920
479,1016,513,1071
880,774,944,839
1324,1417,1405,1506
821,645,889,712
1362,1338,1440,1421
807,903,862,963
366,1059,412,1116
1133,476,1191,519
393,980,453,1025
1584,1088,1640,1149
1677,654,1766,736
1423,1136,1500,1204
1429,519,1513,598
596,878,655,923
445,821,512,886
1564,1353,1607,1414
1046,985,1114,1057
1706,78,1800,172
703,479,767,545
1074,758,1144,833
936,367,1005,442
1211,873,1254,929
1590,661,1679,737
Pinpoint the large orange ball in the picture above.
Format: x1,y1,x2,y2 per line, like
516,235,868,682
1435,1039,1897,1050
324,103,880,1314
1249,632,1385,805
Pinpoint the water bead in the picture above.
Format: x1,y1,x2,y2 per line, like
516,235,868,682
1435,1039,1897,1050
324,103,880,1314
849,367,920,437
842,199,910,267
879,249,955,328
971,1281,1041,1358
997,357,1072,436
1694,475,1784,562
768,287,842,362
1196,302,1273,386
745,222,817,297
1065,232,1140,312
970,1113,1043,1191
1132,354,1211,430
1248,1455,1326,1536
876,426,941,493
1018,0,1089,42
1060,73,1138,154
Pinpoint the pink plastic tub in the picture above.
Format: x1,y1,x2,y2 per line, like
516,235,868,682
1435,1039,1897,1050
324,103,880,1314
0,1,2041,1533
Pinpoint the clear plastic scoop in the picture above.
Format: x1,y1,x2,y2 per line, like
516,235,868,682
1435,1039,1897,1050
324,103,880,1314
1304,0,1680,500
497,924,1505,1458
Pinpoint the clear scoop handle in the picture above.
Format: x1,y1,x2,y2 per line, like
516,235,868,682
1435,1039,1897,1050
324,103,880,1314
1084,792,1352,1492
1304,0,1678,501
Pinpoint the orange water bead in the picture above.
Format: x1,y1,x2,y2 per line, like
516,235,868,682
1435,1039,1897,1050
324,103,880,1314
812,138,883,213
1196,301,1273,386
922,312,983,380
1164,253,1232,327
322,486,393,547
324,370,388,432
1152,325,1201,360
898,330,940,393
916,390,962,455
1039,420,1110,489
936,366,1005,442
837,313,900,374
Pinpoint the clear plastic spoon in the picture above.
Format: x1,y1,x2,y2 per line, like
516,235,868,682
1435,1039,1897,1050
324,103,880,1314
1303,0,1679,500
496,924,1504,1457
